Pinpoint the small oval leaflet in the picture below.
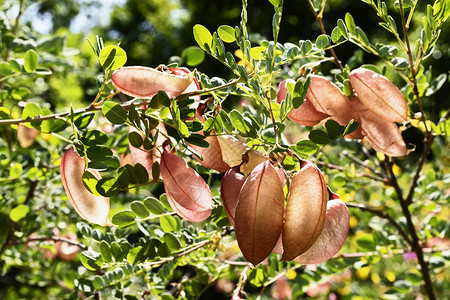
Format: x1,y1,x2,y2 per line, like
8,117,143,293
193,24,213,52
102,101,128,125
98,45,127,70
218,25,236,43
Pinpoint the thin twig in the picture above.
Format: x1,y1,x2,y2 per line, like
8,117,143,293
386,152,436,300
8,236,87,250
343,152,387,180
307,0,344,72
314,159,388,183
346,202,411,244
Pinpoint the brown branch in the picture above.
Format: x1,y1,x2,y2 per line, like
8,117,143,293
386,156,436,300
315,159,388,183
336,247,447,259
405,135,434,206
307,0,345,72
346,202,412,244
343,151,388,180
8,236,87,250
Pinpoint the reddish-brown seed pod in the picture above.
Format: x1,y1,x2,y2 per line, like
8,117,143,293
166,192,211,222
351,96,407,157
350,68,408,122
235,161,285,265
189,133,230,173
220,166,246,226
306,75,354,117
56,232,79,261
17,124,39,148
160,149,212,219
111,66,195,99
217,135,269,174
60,147,111,226
294,192,349,264
281,160,328,261
169,67,201,102
276,79,328,126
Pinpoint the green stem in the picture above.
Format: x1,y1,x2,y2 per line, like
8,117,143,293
398,0,429,133
307,0,344,72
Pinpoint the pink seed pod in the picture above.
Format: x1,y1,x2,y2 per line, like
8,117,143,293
189,133,231,173
276,79,328,126
293,192,349,264
159,149,212,222
60,147,111,226
235,161,285,265
351,96,407,157
281,160,328,261
111,66,195,99
220,166,246,226
350,68,408,122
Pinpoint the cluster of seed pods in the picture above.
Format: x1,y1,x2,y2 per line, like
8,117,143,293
277,68,409,157
61,66,350,265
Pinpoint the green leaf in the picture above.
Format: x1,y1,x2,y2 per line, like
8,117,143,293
237,65,248,81
110,242,124,261
193,24,213,52
82,170,102,196
128,131,143,148
92,276,104,290
126,246,145,265
316,34,331,49
248,267,268,287
24,49,38,73
99,241,112,263
81,130,108,146
181,46,205,66
337,19,349,38
111,210,136,227
152,162,160,181
309,130,331,145
9,60,21,72
325,119,345,138
229,109,249,135
9,163,23,179
293,140,319,157
95,177,118,196
343,120,360,136
10,204,30,222
356,27,370,46
86,145,113,161
130,201,150,218
331,27,343,43
299,40,313,55
406,272,422,285
0,62,13,76
98,45,127,70
81,250,103,271
160,215,179,232
134,163,149,184
185,134,209,148
162,233,182,251
73,112,95,129
356,233,375,251
102,101,128,124
22,103,42,120
268,0,281,7
218,25,236,43
433,0,450,24
143,197,165,215
345,13,356,34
